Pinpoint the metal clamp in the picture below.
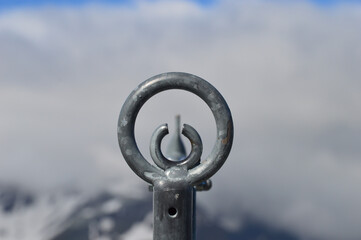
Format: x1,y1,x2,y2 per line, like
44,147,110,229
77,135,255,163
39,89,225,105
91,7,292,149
117,72,233,239
150,123,202,171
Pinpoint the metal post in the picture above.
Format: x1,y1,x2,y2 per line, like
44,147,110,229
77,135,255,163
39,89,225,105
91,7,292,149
153,178,194,239
117,72,233,240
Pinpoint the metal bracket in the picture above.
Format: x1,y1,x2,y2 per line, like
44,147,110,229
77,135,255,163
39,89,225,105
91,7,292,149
117,72,233,240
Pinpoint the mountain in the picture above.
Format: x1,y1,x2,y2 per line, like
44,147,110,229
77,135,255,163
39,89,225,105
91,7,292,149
0,183,299,240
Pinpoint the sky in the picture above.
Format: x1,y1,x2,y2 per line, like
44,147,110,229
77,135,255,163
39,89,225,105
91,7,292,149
1,0,361,239
0,0,361,9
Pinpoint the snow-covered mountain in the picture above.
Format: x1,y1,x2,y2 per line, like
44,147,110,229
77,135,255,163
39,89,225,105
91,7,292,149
0,183,299,240
0,183,89,240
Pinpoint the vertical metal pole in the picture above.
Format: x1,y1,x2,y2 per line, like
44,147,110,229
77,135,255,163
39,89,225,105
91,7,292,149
152,116,195,240
153,180,194,240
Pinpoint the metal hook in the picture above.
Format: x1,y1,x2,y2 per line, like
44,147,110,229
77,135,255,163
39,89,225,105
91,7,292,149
117,72,233,185
150,123,203,170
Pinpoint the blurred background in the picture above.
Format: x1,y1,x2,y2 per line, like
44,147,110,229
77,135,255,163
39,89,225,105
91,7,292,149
1,0,361,239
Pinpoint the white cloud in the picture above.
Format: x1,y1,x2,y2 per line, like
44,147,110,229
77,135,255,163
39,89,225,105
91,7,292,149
1,0,361,239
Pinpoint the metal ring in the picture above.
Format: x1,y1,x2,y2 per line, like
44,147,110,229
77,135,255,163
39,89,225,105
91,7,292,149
117,72,233,185
150,123,202,170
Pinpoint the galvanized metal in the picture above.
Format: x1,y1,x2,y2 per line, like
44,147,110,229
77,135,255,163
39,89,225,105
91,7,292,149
117,72,233,240
150,123,202,171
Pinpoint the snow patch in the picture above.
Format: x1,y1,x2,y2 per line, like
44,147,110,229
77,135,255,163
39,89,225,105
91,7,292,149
101,199,122,214
119,213,153,240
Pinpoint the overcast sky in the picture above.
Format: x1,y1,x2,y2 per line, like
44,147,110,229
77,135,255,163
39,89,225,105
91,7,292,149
1,0,361,239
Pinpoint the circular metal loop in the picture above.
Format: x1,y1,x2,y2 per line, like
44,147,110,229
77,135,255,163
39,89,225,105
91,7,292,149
117,72,233,185
150,123,202,170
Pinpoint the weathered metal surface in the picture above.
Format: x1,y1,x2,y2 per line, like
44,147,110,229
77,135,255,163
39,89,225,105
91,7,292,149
153,180,194,240
117,72,233,240
150,123,202,171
